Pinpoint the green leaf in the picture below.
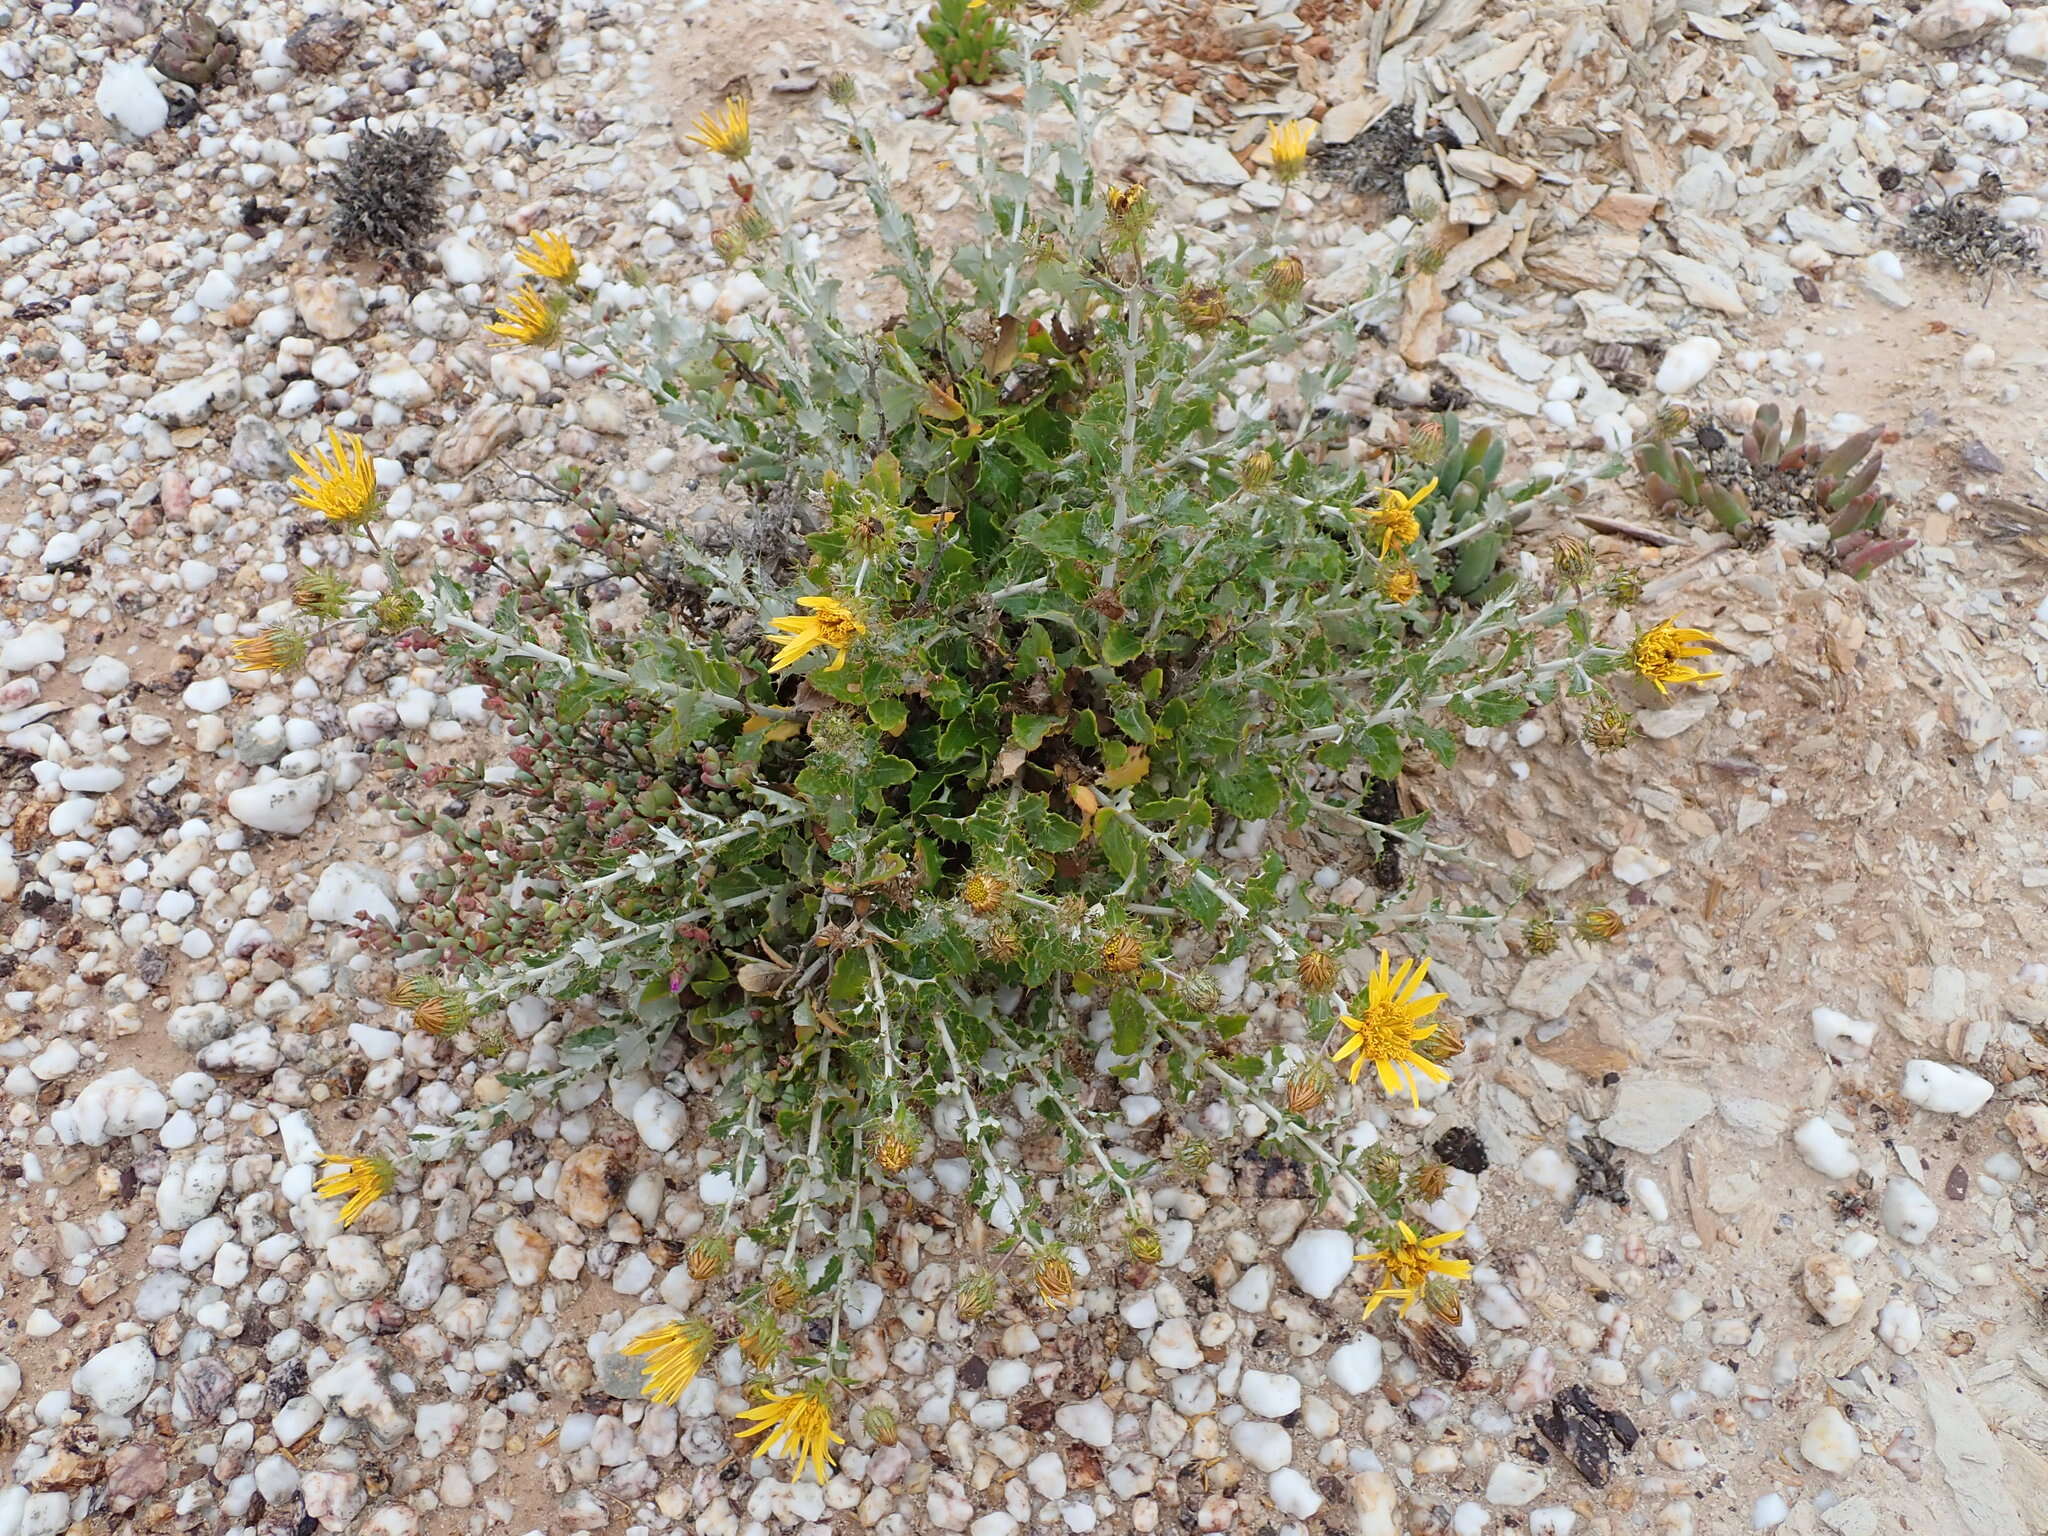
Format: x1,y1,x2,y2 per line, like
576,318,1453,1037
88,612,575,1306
1008,713,1061,750
869,697,909,733
1212,763,1280,820
1102,623,1145,666
1109,987,1148,1056
1097,812,1141,882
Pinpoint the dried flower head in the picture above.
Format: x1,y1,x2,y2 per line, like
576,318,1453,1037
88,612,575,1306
516,229,578,284
734,1381,842,1485
291,568,351,620
1264,253,1306,303
1126,1222,1164,1264
1285,1059,1333,1117
1178,284,1232,333
315,1153,395,1227
961,870,1008,916
1173,1138,1215,1176
1550,535,1596,587
369,589,425,635
1416,1019,1465,1066
1179,974,1222,1013
763,1271,805,1312
230,628,309,675
863,1403,898,1446
1575,906,1626,942
622,1317,714,1404
1422,1271,1464,1325
408,989,472,1038
1331,950,1451,1107
1581,702,1637,754
766,595,865,674
1604,567,1645,606
485,286,563,348
1239,449,1275,492
1033,1250,1077,1310
1629,618,1723,696
711,226,750,266
955,1268,1000,1321
687,1233,732,1281
1356,1221,1472,1319
1097,928,1146,978
1266,119,1314,184
1297,949,1340,994
1406,419,1445,464
738,1312,787,1370
977,922,1024,965
687,97,753,161
826,73,857,106
1410,1160,1451,1201
289,428,381,527
1521,914,1560,956
1651,403,1692,441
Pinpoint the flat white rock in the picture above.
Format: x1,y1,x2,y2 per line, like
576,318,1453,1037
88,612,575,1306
1900,1059,1993,1116
74,1336,157,1414
96,60,168,136
1283,1229,1355,1300
227,774,326,835
1599,1077,1714,1153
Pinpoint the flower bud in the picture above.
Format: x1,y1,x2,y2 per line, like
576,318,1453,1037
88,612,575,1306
1296,950,1339,994
687,1234,732,1281
1239,449,1275,493
864,1404,899,1446
1264,253,1306,303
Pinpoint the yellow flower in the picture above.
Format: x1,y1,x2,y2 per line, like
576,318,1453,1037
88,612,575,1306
961,871,1008,916
687,97,752,161
1629,617,1723,695
484,286,562,348
1363,477,1438,557
1378,562,1421,604
315,1154,395,1227
516,229,579,284
622,1318,715,1405
734,1382,843,1485
230,628,309,674
1357,1221,1472,1319
1097,929,1145,977
289,428,380,527
1266,119,1314,183
1330,950,1450,1106
766,595,865,674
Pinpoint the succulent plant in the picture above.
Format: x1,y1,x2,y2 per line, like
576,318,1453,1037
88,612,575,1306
917,0,1015,95
150,11,236,89
1410,416,1537,601
1634,404,1913,579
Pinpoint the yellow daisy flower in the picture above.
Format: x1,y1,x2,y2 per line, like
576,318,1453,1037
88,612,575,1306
1357,1221,1472,1319
1266,119,1315,184
687,97,752,161
1330,950,1450,1106
288,428,381,527
765,595,865,674
484,286,562,348
1378,562,1421,604
314,1153,395,1227
734,1382,844,1485
1629,618,1723,695
1363,477,1438,557
516,229,578,284
622,1318,715,1404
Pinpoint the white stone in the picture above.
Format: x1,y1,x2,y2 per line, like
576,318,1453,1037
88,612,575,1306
1963,107,2028,143
157,1152,229,1229
327,1234,392,1300
309,862,400,926
1877,1299,1922,1354
1753,1492,1790,1530
1811,1007,1876,1057
195,269,239,310
293,277,367,340
1611,844,1672,885
1283,1229,1354,1300
143,369,241,427
2009,11,2048,62
2,625,66,672
227,775,326,835
1879,1179,1938,1245
1229,1420,1293,1473
368,362,434,407
183,676,233,713
1530,1511,1578,1536
1654,337,1721,394
439,237,490,285
1600,1078,1713,1153
81,656,131,694
1328,1335,1384,1395
1148,134,1249,187
73,1336,157,1414
1908,0,2011,45
1520,1146,1578,1202
96,60,168,136
1900,1059,1994,1116
1054,1397,1115,1447
1800,1254,1863,1326
1227,1264,1273,1313
1485,1462,1545,1505
1239,1369,1302,1418
1270,1467,1323,1518
2007,1104,2048,1173
66,1070,168,1145
1148,1318,1200,1370
1793,1119,1860,1180
631,1088,686,1152
1800,1406,1860,1472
